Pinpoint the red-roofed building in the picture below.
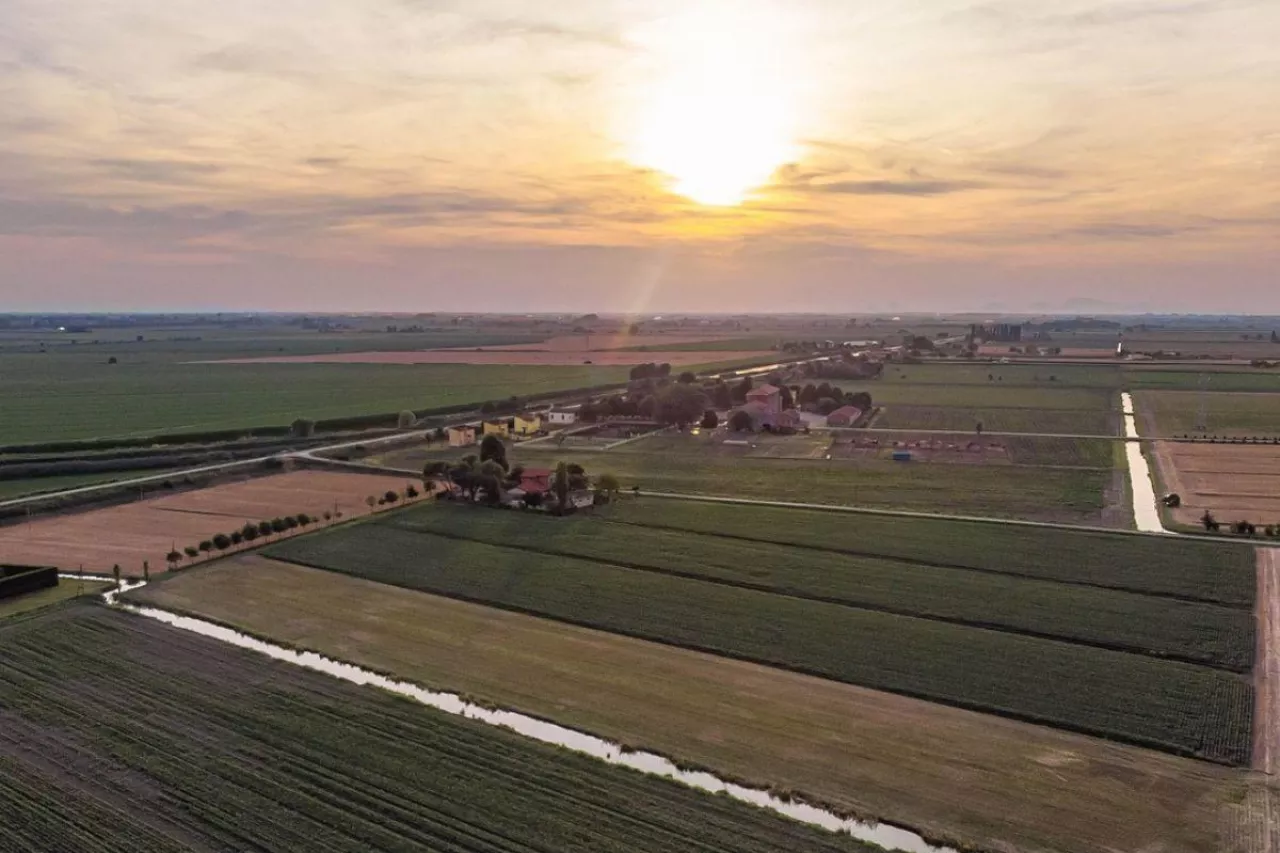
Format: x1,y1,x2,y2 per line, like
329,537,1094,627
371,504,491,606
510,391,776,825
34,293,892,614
518,468,553,494
826,406,864,427
745,384,782,413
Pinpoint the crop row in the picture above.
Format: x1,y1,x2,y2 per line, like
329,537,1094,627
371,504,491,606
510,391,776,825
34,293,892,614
602,499,1257,606
380,507,1254,671
0,606,873,853
266,524,1253,764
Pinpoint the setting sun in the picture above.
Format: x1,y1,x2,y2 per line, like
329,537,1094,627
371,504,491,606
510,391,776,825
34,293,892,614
624,3,802,206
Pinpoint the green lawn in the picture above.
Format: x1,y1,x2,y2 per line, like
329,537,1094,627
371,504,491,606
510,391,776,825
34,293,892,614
0,605,873,853
264,508,1253,764
0,468,196,499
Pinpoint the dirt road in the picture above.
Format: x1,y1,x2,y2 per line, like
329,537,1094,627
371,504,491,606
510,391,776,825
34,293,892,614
1256,547,1280,774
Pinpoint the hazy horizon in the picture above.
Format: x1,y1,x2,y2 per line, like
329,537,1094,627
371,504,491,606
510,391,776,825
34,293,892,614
3,0,1277,313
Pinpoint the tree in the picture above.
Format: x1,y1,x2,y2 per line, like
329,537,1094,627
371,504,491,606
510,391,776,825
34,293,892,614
653,383,710,427
798,383,819,406
384,490,400,504
1201,510,1220,532
566,463,589,490
779,385,795,410
729,410,754,432
479,434,509,470
112,564,121,585
551,462,571,513
257,520,273,538
678,371,697,384
523,491,544,508
847,391,872,411
732,376,753,404
166,549,182,569
700,410,719,429
397,410,416,429
297,512,312,525
975,421,984,436
711,382,733,410
596,472,621,501
212,533,232,551
816,397,842,415
365,495,377,510
184,545,199,559
291,418,316,437
271,517,287,533
198,540,213,554
229,530,244,545
406,484,420,498
107,356,118,365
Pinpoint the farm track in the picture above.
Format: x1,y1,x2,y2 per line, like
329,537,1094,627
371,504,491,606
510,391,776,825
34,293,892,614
0,605,876,853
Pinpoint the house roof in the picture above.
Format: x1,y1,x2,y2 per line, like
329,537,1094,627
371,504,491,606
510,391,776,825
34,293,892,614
828,405,863,421
516,412,540,420
747,384,781,397
519,468,553,493
484,419,508,427
447,424,475,433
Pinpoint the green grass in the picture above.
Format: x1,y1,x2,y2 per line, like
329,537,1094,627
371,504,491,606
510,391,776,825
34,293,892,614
881,363,1123,388
0,605,873,853
1124,367,1280,392
1001,436,1117,467
1136,390,1280,437
380,505,1253,670
503,447,1109,522
264,513,1253,764
873,405,1115,435
0,580,109,619
864,383,1115,410
603,499,1257,606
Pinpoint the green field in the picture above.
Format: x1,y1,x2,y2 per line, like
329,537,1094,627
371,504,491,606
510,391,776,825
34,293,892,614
0,605,874,853
378,505,1252,670
882,363,1124,388
0,352,631,444
1136,390,1280,437
873,405,1115,435
264,505,1254,764
0,467,199,499
603,500,1257,605
390,444,1110,522
1000,436,1116,467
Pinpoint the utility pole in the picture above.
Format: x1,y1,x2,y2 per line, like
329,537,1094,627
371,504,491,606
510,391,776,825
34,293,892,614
1194,373,1210,433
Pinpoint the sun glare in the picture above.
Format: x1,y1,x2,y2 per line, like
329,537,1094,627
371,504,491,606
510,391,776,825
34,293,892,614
625,3,802,206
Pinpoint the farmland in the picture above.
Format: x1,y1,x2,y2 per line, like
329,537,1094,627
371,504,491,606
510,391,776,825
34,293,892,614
135,556,1253,853
263,503,1254,764
0,604,873,853
872,405,1114,435
382,444,1112,522
1136,390,1280,438
601,499,1257,605
0,470,424,574
0,467,196,500
1150,442,1280,528
0,351,632,445
0,579,109,620
379,504,1252,669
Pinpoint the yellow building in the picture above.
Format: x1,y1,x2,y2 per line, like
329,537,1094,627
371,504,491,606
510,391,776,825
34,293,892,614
447,425,477,447
482,419,510,438
513,412,542,438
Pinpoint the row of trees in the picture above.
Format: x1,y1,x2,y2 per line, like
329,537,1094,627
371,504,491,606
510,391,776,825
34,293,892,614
164,512,332,568
1200,512,1280,537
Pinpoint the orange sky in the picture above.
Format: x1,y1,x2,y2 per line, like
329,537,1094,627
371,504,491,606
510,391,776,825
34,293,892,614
1,0,1277,312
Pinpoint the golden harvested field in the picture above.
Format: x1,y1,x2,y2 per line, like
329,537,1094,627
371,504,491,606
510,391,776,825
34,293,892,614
1152,442,1280,527
134,555,1258,853
0,470,423,575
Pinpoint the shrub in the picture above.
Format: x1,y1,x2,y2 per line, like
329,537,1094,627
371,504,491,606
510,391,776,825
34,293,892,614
384,490,400,504
184,546,199,558
297,513,312,526
165,550,182,565
242,523,260,542
323,511,333,521
284,516,299,530
230,530,244,545
291,418,316,437
270,518,286,533
1234,520,1256,536
257,521,273,537
406,485,420,498
212,533,232,551
198,540,213,553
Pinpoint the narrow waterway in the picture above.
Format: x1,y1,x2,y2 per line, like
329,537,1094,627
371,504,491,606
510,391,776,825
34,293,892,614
100,583,956,853
1121,392,1168,534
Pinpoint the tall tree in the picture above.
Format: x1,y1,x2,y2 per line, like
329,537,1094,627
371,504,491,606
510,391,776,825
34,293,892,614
479,434,509,470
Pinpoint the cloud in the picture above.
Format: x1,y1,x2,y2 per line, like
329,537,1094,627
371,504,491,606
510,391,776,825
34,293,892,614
803,180,986,196
90,158,225,184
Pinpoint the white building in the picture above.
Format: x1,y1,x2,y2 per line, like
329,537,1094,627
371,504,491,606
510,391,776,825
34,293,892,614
547,408,577,426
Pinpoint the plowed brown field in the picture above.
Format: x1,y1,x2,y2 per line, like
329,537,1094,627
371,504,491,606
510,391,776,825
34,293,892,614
1152,442,1280,526
0,470,423,575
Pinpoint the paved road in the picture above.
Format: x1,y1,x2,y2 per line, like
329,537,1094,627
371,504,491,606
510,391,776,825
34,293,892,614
1258,547,1280,774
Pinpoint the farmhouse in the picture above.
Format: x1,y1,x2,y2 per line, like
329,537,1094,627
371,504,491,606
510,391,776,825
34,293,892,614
826,406,863,427
546,408,577,426
483,420,510,438
447,425,477,447
731,383,802,431
518,468,553,495
514,412,542,438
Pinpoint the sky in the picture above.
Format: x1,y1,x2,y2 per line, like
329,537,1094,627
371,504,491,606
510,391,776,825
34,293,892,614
1,0,1277,314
